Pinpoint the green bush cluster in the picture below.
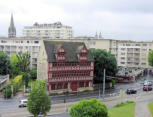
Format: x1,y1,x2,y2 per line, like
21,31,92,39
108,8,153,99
69,98,108,117
2,85,12,98
3,75,22,98
115,101,134,107
112,80,116,87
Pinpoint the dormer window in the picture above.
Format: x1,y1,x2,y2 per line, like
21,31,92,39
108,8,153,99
79,45,88,61
56,46,66,62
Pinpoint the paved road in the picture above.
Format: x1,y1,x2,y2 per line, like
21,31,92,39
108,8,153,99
0,74,152,110
2,91,153,117
0,75,153,117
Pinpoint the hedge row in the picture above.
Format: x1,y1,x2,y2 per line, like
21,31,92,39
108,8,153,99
3,75,22,98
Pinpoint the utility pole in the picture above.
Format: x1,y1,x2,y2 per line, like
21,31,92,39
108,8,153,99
103,69,106,98
99,83,101,98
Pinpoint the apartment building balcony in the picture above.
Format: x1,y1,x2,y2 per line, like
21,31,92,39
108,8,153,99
127,51,133,54
4,48,10,52
133,51,140,53
32,49,39,52
32,61,37,64
32,54,38,58
127,60,133,62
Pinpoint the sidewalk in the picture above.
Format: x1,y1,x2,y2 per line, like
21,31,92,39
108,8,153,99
135,102,151,117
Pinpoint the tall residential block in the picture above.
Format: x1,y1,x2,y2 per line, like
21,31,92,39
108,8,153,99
22,22,73,39
0,38,40,68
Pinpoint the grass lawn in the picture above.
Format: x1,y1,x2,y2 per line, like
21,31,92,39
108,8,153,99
108,101,135,117
148,102,153,116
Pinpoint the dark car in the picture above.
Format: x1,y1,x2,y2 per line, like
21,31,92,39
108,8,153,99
126,89,137,94
143,85,152,91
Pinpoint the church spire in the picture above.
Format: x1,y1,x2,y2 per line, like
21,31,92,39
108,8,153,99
8,14,16,38
95,32,98,39
99,32,102,39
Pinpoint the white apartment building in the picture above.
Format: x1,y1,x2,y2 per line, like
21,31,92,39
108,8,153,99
117,41,153,68
22,22,73,39
0,38,40,68
0,37,152,69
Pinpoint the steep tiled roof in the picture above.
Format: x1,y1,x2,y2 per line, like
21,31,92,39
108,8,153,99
44,41,94,62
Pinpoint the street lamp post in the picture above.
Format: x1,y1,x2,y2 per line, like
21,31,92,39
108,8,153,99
102,69,106,98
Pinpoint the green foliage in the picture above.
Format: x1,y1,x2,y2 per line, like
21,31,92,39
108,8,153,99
112,80,116,87
109,101,135,117
0,51,11,75
12,75,22,95
2,75,22,98
148,102,153,116
148,50,153,67
27,85,51,117
91,49,118,83
29,68,37,80
69,98,108,117
2,86,12,98
115,101,134,107
21,72,30,88
10,54,20,77
16,52,31,72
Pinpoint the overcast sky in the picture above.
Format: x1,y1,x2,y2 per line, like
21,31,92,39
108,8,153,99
0,0,153,41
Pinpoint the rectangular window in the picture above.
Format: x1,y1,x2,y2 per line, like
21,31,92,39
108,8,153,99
79,82,84,87
34,41,39,43
64,83,68,89
57,83,62,89
51,84,56,90
86,82,89,87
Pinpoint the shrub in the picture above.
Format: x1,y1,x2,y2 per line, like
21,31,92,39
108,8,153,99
115,101,135,107
3,86,12,99
2,75,22,98
69,98,108,117
12,75,22,95
112,80,116,87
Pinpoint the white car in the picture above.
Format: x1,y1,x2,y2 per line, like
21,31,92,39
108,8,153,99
144,80,152,86
19,99,28,108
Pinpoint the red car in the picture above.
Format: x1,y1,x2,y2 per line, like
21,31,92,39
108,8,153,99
143,85,152,91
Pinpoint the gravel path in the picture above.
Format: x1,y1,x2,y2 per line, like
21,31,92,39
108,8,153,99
135,101,151,117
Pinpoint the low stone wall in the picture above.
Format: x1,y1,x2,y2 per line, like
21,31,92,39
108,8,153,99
49,87,93,95
0,75,9,91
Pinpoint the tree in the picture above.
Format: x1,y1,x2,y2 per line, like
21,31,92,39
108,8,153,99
30,68,37,80
69,98,108,117
148,50,153,67
0,51,11,75
2,85,12,99
10,54,20,77
21,72,30,88
27,84,51,117
91,49,118,83
16,52,30,72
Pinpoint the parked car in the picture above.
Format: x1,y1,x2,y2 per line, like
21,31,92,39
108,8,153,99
126,89,137,94
143,85,152,91
144,80,152,86
19,99,28,108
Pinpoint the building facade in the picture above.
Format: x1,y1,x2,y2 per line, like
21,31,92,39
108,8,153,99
0,37,152,70
22,22,73,39
37,41,94,93
0,38,40,68
8,14,16,38
117,41,153,68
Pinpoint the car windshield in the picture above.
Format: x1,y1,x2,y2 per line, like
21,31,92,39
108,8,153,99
23,101,27,103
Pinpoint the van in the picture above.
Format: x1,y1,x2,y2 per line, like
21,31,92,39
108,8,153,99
18,99,28,108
